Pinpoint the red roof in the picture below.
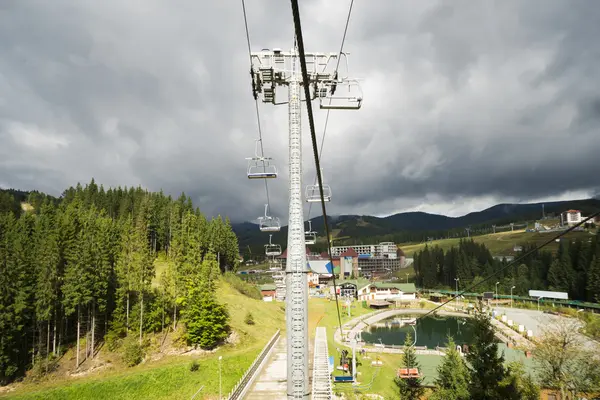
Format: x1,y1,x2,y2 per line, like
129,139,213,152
340,247,358,257
397,248,405,257
320,251,329,258
565,209,580,213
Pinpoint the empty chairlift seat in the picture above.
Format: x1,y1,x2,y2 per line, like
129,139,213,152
246,139,278,179
306,184,332,202
258,204,281,232
397,368,421,379
304,221,317,245
319,78,363,110
265,234,282,257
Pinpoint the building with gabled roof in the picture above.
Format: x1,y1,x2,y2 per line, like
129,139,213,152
357,282,417,302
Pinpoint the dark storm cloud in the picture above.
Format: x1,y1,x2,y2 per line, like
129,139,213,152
0,0,598,223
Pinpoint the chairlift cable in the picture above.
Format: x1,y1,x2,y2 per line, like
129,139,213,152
241,0,272,210
290,0,344,340
415,211,600,322
306,0,355,223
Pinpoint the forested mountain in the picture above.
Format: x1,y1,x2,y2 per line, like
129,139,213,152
234,198,600,256
414,235,600,303
0,179,238,384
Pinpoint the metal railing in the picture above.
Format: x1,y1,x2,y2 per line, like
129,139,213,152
226,329,281,400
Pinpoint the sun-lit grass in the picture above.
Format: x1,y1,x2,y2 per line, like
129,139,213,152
398,229,593,257
4,280,285,400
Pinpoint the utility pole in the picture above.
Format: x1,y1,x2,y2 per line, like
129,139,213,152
250,46,360,399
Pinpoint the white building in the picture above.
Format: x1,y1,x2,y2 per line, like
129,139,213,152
330,242,398,259
561,209,582,226
357,283,417,302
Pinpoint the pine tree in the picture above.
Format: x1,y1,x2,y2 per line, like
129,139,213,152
587,256,600,303
501,361,540,400
466,305,509,400
394,333,424,400
429,336,470,400
33,200,60,366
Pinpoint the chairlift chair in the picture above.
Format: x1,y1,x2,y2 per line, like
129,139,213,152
258,204,281,232
246,139,278,179
304,221,317,245
265,234,282,257
319,78,363,110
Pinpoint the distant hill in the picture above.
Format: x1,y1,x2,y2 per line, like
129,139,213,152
233,198,600,257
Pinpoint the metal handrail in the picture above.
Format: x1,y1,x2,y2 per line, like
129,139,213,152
226,329,281,400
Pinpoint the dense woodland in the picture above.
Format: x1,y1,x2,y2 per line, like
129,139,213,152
0,180,239,384
413,235,600,302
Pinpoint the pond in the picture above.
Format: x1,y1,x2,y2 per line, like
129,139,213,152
360,314,478,348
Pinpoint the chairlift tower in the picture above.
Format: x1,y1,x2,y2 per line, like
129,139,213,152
249,45,361,399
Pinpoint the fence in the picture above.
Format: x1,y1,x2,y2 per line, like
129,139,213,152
226,329,281,400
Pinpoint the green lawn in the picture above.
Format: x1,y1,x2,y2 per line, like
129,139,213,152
4,280,285,400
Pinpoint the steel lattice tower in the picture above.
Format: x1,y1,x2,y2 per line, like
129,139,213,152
250,44,361,399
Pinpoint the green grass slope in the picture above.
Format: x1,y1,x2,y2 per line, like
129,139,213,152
3,279,285,400
399,229,594,257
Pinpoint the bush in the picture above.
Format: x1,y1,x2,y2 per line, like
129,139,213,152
30,354,59,379
245,312,255,325
223,272,262,300
122,336,144,367
189,360,200,372
105,329,126,352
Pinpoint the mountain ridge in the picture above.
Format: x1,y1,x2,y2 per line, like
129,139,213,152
234,198,600,254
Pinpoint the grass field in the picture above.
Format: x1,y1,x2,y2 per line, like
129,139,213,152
398,229,594,257
3,280,285,400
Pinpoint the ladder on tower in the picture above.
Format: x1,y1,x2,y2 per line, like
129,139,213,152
270,259,286,301
311,327,333,399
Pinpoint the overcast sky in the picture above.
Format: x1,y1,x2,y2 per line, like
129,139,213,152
1,0,599,223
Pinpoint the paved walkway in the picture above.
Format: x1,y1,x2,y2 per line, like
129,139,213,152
244,333,315,399
244,336,288,399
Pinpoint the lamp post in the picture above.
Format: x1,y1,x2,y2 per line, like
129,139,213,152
510,286,516,309
495,282,499,310
454,278,460,307
218,356,222,400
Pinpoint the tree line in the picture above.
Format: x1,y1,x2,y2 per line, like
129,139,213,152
0,179,239,384
413,234,600,302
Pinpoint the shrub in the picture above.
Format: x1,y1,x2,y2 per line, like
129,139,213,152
30,354,59,379
223,272,262,300
189,360,200,372
245,312,255,325
122,336,144,367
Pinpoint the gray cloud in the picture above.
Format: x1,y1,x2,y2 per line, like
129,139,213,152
1,0,599,224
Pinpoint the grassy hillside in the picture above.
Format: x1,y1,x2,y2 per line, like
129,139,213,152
2,279,285,400
399,229,595,257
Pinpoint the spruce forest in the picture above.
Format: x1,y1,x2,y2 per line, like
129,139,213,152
413,236,600,302
0,179,239,384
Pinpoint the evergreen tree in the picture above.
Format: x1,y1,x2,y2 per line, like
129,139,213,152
466,305,509,400
501,361,540,400
587,256,600,303
430,336,470,400
394,333,424,400
33,200,60,363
